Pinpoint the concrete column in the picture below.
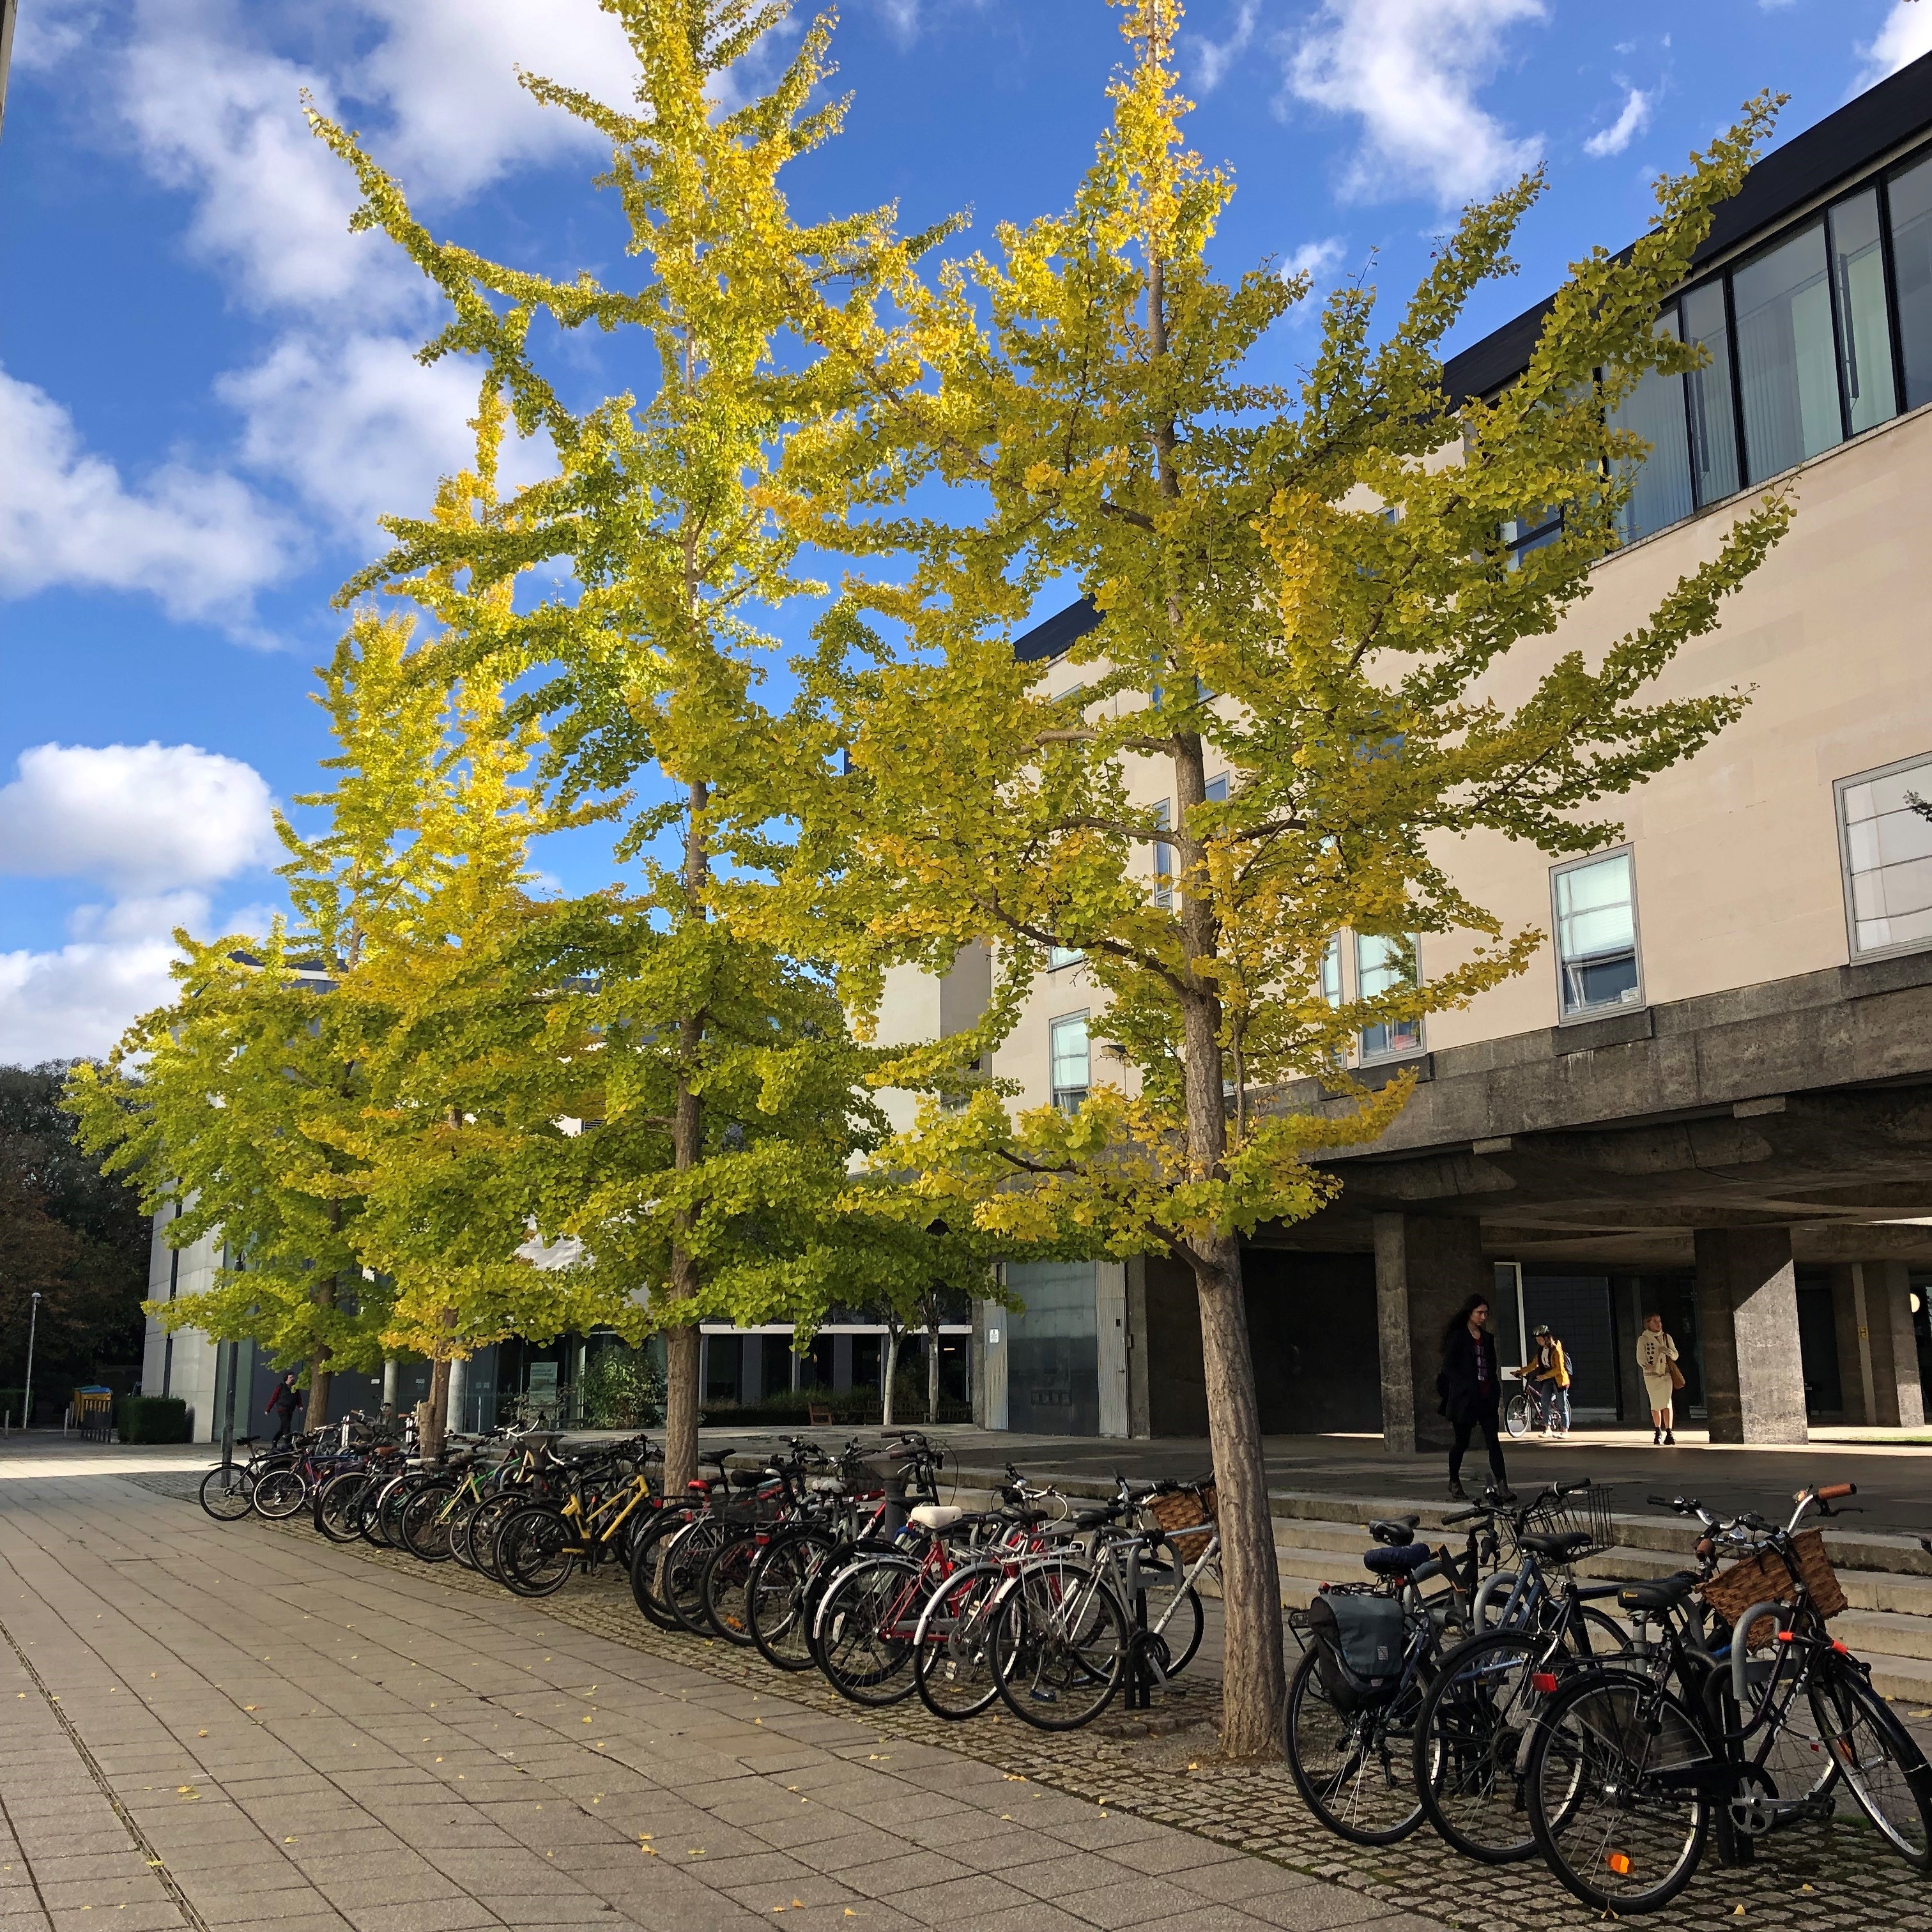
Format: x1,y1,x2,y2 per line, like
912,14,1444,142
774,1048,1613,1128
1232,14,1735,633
831,1333,853,1394
1374,1212,1489,1455
446,1356,468,1436
381,1360,399,1407
1829,1266,1870,1425
1096,1261,1129,1439
1863,1261,1926,1429
1124,1255,1152,1439
1692,1228,1808,1445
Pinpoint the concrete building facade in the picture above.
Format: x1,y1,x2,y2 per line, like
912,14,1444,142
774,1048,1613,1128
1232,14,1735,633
877,54,1932,1449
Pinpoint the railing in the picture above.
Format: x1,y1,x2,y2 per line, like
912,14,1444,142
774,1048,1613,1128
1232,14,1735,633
73,1392,115,1443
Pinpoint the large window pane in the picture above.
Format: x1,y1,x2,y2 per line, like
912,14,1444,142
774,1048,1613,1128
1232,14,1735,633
1680,280,1740,505
1887,152,1932,410
1830,188,1898,435
1554,852,1641,1016
1734,220,1843,481
1356,933,1421,1061
1609,309,1695,543
1049,1012,1090,1111
1839,754,1932,956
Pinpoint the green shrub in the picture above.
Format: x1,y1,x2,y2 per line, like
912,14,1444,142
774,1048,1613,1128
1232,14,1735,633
116,1395,191,1444
580,1345,666,1429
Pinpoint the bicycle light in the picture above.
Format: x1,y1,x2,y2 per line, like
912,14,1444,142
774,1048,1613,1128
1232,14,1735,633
1531,1671,1560,1696
1604,1852,1632,1876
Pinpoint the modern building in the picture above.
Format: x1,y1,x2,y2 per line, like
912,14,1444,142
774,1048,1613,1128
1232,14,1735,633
884,53,1932,1448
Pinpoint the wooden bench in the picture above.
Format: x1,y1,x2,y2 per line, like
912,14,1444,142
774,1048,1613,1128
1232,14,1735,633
807,1404,834,1426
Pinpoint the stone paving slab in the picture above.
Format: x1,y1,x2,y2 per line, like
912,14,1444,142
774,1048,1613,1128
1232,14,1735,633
0,1469,1432,1932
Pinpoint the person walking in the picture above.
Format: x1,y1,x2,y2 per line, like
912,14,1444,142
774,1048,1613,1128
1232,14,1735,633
1522,1322,1571,1438
265,1372,303,1450
1636,1312,1680,1445
1438,1293,1515,1502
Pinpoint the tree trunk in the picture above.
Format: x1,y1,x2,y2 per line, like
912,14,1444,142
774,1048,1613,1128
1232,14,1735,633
882,1326,900,1428
662,1323,700,1492
1171,724,1284,1759
660,773,710,1497
419,1309,455,1463
308,1356,333,1430
926,1313,942,1425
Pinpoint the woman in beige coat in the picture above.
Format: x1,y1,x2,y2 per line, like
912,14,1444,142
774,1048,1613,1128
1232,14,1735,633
1635,1312,1679,1445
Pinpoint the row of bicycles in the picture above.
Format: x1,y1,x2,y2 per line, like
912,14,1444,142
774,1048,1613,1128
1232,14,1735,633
1282,1475,1932,1913
201,1419,1225,1736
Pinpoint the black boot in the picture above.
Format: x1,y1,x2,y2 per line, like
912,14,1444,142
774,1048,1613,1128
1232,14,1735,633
1653,1427,1662,1445
1448,1480,1468,1501
1664,1429,1676,1445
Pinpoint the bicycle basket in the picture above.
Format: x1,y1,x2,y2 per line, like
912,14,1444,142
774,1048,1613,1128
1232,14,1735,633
1147,1482,1218,1561
1524,1482,1620,1560
1699,1529,1846,1647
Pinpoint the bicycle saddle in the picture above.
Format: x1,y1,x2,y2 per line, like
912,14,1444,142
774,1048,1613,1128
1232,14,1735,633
1520,1530,1591,1563
729,1469,766,1490
1363,1542,1435,1574
1367,1516,1420,1546
1617,1572,1698,1612
909,1504,965,1531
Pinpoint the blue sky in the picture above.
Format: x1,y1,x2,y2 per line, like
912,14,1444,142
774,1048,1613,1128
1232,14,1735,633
3,0,1928,1062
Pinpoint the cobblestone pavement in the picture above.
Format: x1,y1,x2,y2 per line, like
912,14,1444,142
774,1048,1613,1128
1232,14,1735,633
90,1464,1932,1932
0,1463,1444,1932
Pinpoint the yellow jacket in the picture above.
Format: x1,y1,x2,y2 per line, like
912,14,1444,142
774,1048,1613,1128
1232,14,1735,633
1522,1338,1570,1390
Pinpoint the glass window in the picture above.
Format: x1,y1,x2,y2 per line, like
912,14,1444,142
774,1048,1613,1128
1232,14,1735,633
1152,801,1173,909
1501,505,1563,566
1734,220,1843,482
1680,280,1741,505
1050,1012,1091,1112
1609,309,1695,544
1047,944,1083,970
1889,153,1932,411
1204,774,1230,803
1552,851,1643,1017
1320,935,1342,1007
1838,753,1932,956
1830,187,1899,436
1356,934,1422,1061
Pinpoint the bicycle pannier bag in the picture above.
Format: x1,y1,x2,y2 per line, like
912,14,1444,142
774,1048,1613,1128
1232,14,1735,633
1305,1592,1406,1710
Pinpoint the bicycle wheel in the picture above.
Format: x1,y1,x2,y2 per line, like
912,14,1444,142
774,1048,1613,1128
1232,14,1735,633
1284,1647,1427,1844
445,1492,486,1569
358,1471,405,1548
314,1470,369,1544
497,1505,579,1597
376,1473,429,1548
747,1527,837,1671
1809,1666,1932,1867
399,1481,458,1562
1135,1536,1206,1678
663,1519,727,1634
199,1464,256,1522
993,1556,1128,1732
914,1562,1011,1721
628,1508,690,1630
1504,1393,1533,1439
1413,1632,1545,1862
815,1555,923,1706
1526,1669,1710,1913
249,1466,309,1520
466,1491,530,1582
701,1530,763,1645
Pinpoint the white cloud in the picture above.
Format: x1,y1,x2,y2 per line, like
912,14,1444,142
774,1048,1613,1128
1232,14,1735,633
0,929,186,1062
0,369,292,624
1584,86,1651,158
1283,236,1348,286
1190,1,1262,94
1284,0,1546,206
11,0,102,69
0,742,280,893
1857,3,1932,86
217,332,496,543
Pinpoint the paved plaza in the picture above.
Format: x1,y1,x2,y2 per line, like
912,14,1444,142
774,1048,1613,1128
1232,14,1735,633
1,1441,1929,1932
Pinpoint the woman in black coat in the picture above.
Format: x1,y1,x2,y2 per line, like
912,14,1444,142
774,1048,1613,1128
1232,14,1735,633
1438,1294,1514,1503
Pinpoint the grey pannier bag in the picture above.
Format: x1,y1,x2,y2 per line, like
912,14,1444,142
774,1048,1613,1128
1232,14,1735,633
1305,1591,1407,1710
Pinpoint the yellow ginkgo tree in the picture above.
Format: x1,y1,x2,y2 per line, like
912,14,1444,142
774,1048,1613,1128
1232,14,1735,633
773,0,1793,1756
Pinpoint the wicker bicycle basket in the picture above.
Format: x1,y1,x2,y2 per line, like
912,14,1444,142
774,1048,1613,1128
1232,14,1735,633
1147,1482,1218,1562
1522,1482,1620,1561
1699,1528,1846,1648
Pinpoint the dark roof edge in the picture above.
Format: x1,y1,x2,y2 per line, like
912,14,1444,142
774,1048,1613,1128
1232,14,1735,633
1013,594,1103,663
1441,50,1932,404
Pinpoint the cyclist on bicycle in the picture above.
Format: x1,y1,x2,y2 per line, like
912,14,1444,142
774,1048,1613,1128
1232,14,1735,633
1519,1323,1570,1439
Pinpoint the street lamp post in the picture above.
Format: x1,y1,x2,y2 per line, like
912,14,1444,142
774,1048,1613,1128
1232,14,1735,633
22,1291,42,1432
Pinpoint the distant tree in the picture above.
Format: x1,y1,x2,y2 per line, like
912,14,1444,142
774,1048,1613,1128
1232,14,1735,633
0,1062,149,1399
